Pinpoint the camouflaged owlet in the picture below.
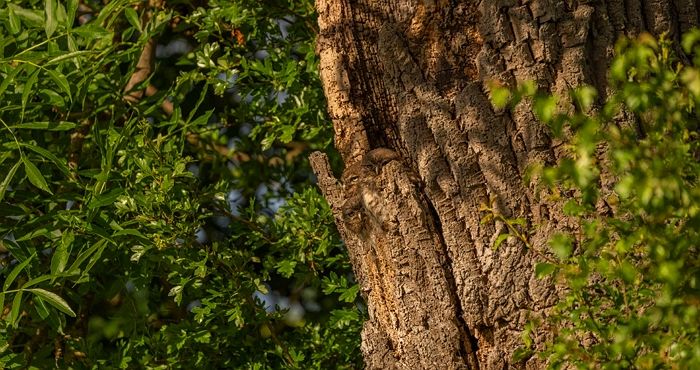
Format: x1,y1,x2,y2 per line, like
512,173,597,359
340,148,401,234
362,148,400,175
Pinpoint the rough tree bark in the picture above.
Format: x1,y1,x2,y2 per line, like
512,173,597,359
309,1,698,368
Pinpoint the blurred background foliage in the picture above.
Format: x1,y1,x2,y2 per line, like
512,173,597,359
0,0,361,368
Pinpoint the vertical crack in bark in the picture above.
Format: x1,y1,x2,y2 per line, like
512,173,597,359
423,193,480,369
639,0,652,31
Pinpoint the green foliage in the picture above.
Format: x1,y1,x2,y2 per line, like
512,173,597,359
499,32,700,368
0,0,361,368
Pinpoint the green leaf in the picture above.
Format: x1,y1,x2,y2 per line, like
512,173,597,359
94,0,130,26
45,0,58,37
549,233,573,261
11,121,76,131
124,8,141,31
88,188,124,209
0,293,4,314
275,260,297,278
66,239,108,274
510,218,527,226
512,347,535,363
9,290,23,327
168,285,184,305
16,226,52,241
3,254,35,291
21,69,39,115
0,160,21,202
0,65,24,98
22,156,52,194
34,296,51,319
535,262,557,278
533,94,557,123
27,289,76,317
78,242,107,282
563,199,586,216
45,50,94,66
112,228,147,239
618,261,637,284
572,86,597,111
493,233,509,250
339,285,359,303
21,275,52,289
46,70,72,101
490,86,511,108
51,231,73,276
9,4,43,26
66,0,78,27
480,213,493,224
7,5,21,34
20,142,70,175
329,309,359,328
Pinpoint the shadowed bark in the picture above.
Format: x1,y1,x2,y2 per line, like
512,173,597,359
310,1,699,368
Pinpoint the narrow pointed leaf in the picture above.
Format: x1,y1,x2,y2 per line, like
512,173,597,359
34,296,50,319
45,50,93,66
20,142,70,175
27,288,76,317
47,70,71,101
22,156,52,194
66,0,78,27
8,6,21,34
0,161,21,202
493,233,509,250
45,0,58,37
3,254,34,291
66,239,107,274
0,65,24,97
22,275,52,289
9,291,23,326
21,69,39,115
12,121,76,131
51,231,73,276
124,8,141,30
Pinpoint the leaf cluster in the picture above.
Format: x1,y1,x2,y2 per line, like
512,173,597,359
0,0,360,368
495,31,700,368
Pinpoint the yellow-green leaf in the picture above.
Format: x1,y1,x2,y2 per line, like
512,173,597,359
493,233,509,250
12,121,76,131
27,288,76,317
9,290,23,327
45,0,58,37
21,69,39,116
45,50,93,66
535,262,557,279
0,65,24,98
51,231,73,276
66,0,78,27
47,70,71,101
7,5,21,34
124,7,141,31
22,156,52,194
0,160,21,202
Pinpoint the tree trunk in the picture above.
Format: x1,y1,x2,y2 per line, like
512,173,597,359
309,1,698,368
